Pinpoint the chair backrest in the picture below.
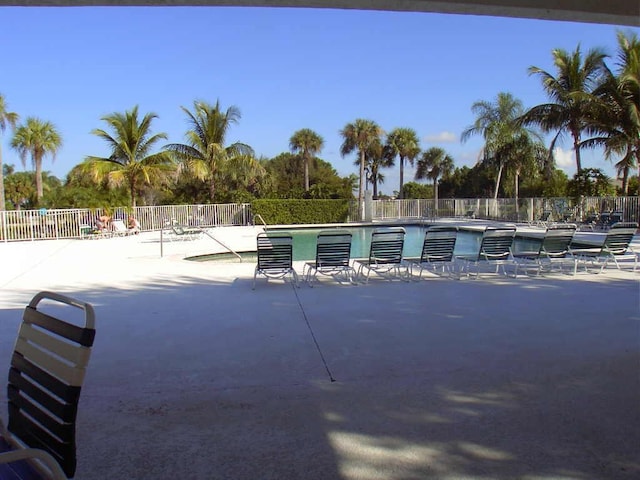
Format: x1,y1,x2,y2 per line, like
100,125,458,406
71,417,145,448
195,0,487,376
315,231,352,268
369,227,405,265
111,219,127,233
477,227,516,261
257,233,294,270
7,292,96,478
541,224,577,258
610,211,623,224
421,226,457,262
171,224,186,235
603,222,638,254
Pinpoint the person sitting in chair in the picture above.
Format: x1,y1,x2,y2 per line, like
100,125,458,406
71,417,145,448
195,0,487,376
128,214,141,234
95,214,111,233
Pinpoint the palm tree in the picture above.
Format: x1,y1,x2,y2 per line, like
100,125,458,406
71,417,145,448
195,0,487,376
360,137,391,199
11,117,61,203
82,106,174,207
0,94,19,210
340,119,383,217
164,100,253,202
289,128,324,192
415,147,454,210
218,154,268,199
384,127,421,199
462,92,542,199
501,134,547,217
520,45,608,173
581,31,640,194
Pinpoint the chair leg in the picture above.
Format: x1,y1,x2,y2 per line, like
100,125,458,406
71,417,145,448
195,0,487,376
291,270,300,288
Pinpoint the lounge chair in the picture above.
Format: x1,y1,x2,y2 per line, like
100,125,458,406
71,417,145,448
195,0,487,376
0,291,96,480
534,209,553,227
406,226,458,279
168,221,202,241
303,231,355,286
571,221,638,273
110,219,129,237
513,224,577,276
354,227,408,283
253,232,299,289
456,227,516,279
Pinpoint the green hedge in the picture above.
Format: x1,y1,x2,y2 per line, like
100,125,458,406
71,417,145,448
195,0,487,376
251,199,351,225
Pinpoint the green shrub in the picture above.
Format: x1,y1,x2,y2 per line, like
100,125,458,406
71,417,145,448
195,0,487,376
251,199,351,225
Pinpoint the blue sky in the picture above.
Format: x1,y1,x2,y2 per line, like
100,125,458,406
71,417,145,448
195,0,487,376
1,7,637,196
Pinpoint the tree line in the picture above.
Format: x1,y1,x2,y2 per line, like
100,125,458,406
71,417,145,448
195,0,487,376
0,30,637,211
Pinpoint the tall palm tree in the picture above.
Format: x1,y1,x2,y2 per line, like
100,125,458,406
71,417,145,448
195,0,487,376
384,127,421,199
289,128,324,192
581,31,640,194
520,45,608,173
11,117,61,202
0,94,19,210
83,106,174,207
501,134,547,217
340,119,383,217
360,136,391,199
164,100,253,202
415,147,454,209
462,92,542,199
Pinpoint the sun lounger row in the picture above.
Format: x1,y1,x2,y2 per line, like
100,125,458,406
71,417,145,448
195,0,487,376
252,222,639,288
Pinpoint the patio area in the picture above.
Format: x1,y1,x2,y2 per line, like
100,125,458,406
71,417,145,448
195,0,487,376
0,227,638,479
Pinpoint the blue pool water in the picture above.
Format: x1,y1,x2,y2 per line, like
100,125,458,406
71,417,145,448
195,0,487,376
269,225,483,261
188,224,542,262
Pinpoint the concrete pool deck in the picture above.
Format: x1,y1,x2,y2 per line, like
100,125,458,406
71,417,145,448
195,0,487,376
0,225,639,480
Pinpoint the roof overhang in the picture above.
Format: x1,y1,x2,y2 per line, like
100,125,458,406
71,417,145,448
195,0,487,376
0,0,638,27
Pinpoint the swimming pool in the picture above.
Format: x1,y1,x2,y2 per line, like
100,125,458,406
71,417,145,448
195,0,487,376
277,225,480,260
188,224,538,262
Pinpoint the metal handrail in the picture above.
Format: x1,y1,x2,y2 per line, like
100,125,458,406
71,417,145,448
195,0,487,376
253,214,267,227
200,228,243,262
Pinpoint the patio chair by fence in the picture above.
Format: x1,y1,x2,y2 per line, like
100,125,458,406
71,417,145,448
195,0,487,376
0,292,96,480
303,231,355,286
355,227,408,283
571,222,638,273
406,226,458,279
457,227,516,279
253,233,299,289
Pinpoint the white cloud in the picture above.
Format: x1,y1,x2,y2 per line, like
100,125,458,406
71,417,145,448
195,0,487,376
424,131,457,144
553,147,575,174
456,150,481,168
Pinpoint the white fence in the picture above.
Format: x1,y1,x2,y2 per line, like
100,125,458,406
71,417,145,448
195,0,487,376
2,196,638,242
0,204,252,242
370,197,640,225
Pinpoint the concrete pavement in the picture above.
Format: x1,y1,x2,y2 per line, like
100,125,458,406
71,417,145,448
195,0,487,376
0,228,638,479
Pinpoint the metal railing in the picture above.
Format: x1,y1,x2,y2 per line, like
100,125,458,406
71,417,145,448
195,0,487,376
1,196,638,242
370,197,640,225
0,203,252,242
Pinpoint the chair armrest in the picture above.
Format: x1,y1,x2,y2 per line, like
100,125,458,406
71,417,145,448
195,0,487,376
0,448,67,480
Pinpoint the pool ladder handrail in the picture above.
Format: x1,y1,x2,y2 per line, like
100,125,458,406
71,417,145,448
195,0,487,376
200,228,244,262
253,214,267,227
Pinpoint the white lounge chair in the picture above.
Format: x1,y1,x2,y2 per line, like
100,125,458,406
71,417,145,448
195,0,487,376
406,226,458,279
303,231,355,286
253,233,299,289
355,227,409,283
456,227,516,278
571,222,638,273
513,224,578,276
